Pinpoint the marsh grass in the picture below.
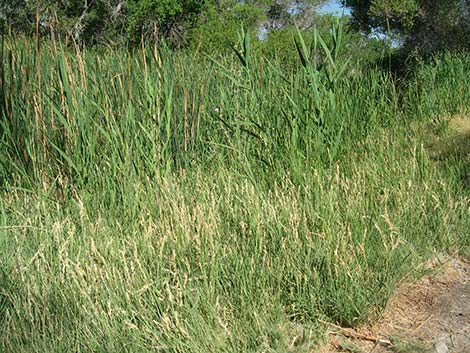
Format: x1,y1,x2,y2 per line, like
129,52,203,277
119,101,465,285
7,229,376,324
0,26,469,352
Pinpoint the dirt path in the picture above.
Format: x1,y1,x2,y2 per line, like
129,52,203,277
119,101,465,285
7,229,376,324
321,258,470,353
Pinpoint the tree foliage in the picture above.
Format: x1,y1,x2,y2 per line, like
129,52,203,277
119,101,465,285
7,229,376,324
0,0,215,45
343,0,470,54
1,0,331,45
126,0,213,45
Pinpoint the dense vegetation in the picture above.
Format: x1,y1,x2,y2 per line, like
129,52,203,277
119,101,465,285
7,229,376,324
3,1,470,55
0,2,469,352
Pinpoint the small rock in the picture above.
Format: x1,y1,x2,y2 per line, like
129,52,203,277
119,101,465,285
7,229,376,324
434,341,449,353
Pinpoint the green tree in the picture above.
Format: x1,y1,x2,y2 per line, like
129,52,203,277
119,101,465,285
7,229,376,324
1,0,215,45
343,0,470,54
0,1,128,43
233,1,328,29
188,1,329,53
126,0,214,46
1,0,27,33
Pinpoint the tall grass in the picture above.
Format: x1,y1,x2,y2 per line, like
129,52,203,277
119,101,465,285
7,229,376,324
0,22,403,190
0,24,469,352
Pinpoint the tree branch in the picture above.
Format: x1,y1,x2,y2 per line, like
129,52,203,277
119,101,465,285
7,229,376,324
72,0,96,40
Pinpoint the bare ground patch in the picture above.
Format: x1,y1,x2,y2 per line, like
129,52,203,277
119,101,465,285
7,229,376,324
318,258,469,353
